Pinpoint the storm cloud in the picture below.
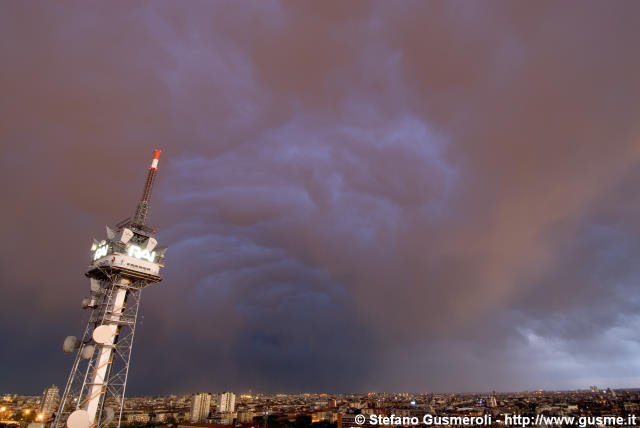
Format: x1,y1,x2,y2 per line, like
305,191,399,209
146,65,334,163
2,1,640,394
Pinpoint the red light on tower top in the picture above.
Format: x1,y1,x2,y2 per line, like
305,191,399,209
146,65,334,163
150,149,162,170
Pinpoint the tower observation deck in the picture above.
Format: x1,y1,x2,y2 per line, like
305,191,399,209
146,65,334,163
53,150,168,428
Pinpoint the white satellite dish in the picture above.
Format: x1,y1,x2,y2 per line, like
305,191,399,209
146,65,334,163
106,226,116,240
120,228,134,244
145,237,158,251
156,246,168,258
102,407,115,424
90,278,100,292
67,409,90,428
81,345,95,360
92,325,114,344
63,336,79,353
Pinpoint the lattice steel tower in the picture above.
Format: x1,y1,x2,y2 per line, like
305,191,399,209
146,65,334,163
53,150,167,428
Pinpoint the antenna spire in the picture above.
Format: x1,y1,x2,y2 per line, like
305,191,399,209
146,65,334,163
132,149,162,227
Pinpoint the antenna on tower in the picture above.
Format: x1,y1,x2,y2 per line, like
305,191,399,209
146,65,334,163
132,149,162,228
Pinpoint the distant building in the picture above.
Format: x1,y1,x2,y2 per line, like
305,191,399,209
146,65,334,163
153,412,180,423
126,413,151,423
237,411,255,423
191,393,212,422
178,422,286,428
39,385,59,418
338,414,362,428
217,412,236,425
178,422,223,428
219,393,235,413
312,411,337,423
390,409,410,418
488,396,497,408
328,399,337,409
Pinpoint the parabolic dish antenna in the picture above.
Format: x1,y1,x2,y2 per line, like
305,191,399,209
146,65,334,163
92,325,114,344
81,345,95,360
67,410,90,428
62,336,79,353
102,407,115,424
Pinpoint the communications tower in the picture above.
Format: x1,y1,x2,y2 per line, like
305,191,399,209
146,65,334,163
53,150,168,428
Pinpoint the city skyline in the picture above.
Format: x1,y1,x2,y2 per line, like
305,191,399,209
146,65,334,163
3,389,639,428
2,1,640,395
3,388,635,397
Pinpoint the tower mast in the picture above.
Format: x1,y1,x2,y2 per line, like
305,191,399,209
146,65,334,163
132,149,161,228
53,150,168,428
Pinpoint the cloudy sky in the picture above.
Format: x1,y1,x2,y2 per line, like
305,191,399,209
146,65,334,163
2,1,640,395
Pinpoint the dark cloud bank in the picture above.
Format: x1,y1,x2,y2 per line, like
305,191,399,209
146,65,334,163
2,1,640,394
